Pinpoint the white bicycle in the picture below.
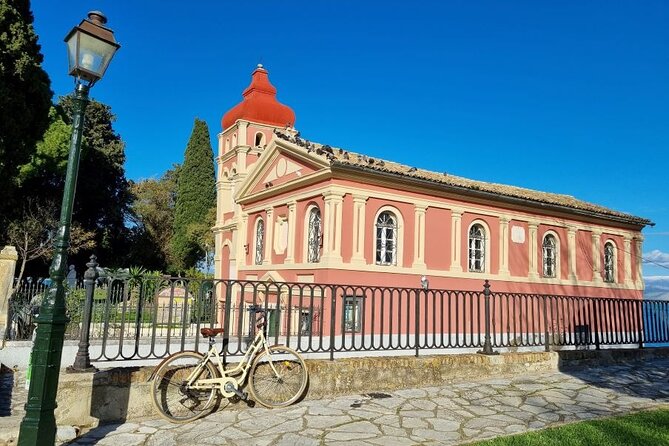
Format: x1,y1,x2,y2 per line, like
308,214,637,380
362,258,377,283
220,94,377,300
150,309,308,422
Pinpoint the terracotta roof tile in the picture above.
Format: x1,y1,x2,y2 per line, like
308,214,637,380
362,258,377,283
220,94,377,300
273,130,651,226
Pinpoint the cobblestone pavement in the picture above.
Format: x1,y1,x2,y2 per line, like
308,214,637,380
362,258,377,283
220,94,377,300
72,358,669,446
2,358,669,445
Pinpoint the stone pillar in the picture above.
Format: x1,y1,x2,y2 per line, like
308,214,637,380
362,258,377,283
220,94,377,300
322,192,344,262
528,221,539,280
498,217,510,277
263,208,274,265
285,201,297,263
450,209,463,272
567,226,577,281
351,194,368,265
0,246,18,339
624,236,633,287
591,230,602,283
412,205,427,269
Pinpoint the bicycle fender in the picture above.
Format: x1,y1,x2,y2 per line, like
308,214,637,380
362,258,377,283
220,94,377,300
147,350,202,382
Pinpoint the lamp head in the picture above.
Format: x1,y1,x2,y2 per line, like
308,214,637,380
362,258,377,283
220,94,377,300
64,11,120,86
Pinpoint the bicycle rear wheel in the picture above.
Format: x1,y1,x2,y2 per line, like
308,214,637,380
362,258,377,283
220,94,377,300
151,351,219,423
248,345,308,408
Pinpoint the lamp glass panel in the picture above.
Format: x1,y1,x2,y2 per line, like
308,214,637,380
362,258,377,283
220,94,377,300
66,33,78,73
77,32,117,77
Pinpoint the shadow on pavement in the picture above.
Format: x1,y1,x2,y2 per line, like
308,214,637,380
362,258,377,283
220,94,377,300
557,350,669,402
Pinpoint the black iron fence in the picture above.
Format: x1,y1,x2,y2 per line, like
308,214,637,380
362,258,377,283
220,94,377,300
6,273,669,362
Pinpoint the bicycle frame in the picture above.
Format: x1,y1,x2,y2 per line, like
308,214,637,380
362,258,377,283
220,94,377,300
186,326,281,393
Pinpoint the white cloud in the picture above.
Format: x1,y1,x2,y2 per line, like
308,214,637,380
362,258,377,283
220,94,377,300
643,250,669,268
644,275,669,300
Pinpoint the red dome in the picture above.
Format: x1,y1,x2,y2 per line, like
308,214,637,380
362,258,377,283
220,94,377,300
222,65,296,130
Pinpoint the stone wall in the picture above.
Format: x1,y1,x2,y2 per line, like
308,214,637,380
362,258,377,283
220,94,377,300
0,246,18,340
44,347,669,428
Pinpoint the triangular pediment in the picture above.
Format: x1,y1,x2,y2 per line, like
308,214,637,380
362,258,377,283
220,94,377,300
236,139,332,203
249,152,319,194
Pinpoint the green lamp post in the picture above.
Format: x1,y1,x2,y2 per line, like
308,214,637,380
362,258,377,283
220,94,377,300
18,11,119,446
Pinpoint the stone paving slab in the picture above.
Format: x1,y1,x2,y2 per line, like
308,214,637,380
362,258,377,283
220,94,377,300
2,358,669,445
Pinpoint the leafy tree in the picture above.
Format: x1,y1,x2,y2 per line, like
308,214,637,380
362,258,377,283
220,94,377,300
172,119,215,271
127,165,180,271
17,107,71,184
7,198,96,291
0,0,52,218
18,96,133,268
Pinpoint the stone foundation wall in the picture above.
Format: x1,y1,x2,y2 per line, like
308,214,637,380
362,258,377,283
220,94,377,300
47,348,669,428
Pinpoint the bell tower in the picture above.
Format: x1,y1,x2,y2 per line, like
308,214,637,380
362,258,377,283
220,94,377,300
214,65,296,279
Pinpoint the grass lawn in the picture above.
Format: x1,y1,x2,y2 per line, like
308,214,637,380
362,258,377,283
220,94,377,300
469,408,669,446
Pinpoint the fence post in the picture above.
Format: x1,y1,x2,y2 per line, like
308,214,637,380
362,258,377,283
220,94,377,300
222,282,232,359
415,289,420,357
68,255,98,372
637,299,644,349
329,286,336,361
542,296,550,352
477,280,498,355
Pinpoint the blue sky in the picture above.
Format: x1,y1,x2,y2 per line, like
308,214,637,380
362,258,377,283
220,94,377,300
31,1,669,283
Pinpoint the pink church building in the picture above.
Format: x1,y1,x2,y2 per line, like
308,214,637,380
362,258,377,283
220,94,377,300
213,65,650,301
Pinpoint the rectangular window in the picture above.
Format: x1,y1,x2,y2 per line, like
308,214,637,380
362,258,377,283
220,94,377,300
343,296,363,332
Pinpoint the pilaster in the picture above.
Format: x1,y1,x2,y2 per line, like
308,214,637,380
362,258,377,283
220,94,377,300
285,201,297,264
591,230,602,284
322,191,344,262
412,205,427,269
351,194,368,265
239,213,248,267
498,217,510,277
237,120,248,147
634,235,644,289
528,221,539,280
450,209,463,272
567,226,577,281
623,236,633,287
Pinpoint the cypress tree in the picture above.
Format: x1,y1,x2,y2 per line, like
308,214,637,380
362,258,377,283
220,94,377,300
0,0,52,219
172,119,216,271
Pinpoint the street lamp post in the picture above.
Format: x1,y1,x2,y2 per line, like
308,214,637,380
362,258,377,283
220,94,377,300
18,11,119,446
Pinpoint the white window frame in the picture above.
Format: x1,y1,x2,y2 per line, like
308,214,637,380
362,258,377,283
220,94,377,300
542,232,560,278
254,218,265,265
467,220,490,273
305,205,322,263
375,208,401,266
604,241,616,283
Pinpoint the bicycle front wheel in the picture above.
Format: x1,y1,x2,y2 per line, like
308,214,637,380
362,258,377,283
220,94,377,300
151,351,219,423
248,345,308,408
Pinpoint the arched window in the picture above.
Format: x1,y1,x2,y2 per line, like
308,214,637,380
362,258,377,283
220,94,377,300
254,132,265,147
307,207,322,263
254,219,264,265
468,224,485,272
542,234,558,278
375,211,397,265
604,242,615,283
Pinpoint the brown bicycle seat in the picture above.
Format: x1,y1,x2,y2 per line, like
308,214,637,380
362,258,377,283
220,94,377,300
200,328,225,337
